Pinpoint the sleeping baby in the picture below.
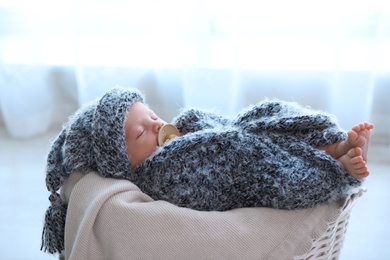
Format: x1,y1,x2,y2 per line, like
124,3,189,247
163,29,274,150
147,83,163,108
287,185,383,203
126,92,372,211
42,86,373,253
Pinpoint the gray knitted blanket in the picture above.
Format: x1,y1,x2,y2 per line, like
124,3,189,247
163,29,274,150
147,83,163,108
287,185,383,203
131,100,362,211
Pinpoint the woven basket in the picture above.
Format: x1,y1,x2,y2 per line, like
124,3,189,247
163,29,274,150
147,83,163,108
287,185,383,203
294,193,361,260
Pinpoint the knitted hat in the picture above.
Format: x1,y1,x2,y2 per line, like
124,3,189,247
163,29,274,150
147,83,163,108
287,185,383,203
41,87,145,254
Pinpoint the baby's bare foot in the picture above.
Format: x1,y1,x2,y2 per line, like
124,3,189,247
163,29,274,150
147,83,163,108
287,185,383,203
347,122,373,162
334,122,373,162
338,147,370,180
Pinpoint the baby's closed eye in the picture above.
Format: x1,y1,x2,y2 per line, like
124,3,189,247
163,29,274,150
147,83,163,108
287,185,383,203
137,129,145,139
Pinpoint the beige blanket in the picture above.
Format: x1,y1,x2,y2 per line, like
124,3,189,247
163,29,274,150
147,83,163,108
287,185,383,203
61,171,356,260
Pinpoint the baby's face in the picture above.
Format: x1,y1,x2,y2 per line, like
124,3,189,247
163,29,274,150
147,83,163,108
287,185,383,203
124,101,167,168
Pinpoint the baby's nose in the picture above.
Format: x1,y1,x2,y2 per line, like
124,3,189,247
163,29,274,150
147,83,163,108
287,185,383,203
153,121,164,134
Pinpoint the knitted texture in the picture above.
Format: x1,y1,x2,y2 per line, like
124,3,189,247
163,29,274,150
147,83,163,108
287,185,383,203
130,101,362,211
41,87,144,254
42,87,362,255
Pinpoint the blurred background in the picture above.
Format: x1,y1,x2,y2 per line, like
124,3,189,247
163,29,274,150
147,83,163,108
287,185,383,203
0,0,389,259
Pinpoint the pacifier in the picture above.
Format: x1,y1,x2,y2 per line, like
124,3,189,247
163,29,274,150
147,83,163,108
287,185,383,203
158,124,181,147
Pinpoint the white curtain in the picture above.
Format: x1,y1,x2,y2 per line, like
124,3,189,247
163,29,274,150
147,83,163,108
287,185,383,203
0,0,389,138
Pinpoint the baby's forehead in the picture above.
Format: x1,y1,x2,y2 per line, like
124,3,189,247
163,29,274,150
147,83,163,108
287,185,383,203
125,101,150,120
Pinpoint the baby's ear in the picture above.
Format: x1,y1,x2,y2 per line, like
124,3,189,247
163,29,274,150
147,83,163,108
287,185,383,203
46,129,67,193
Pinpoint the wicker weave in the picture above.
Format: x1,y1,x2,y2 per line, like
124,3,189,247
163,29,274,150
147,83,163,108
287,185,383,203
294,193,361,260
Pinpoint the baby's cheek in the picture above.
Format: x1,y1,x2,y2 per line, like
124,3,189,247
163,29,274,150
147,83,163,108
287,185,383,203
145,144,158,159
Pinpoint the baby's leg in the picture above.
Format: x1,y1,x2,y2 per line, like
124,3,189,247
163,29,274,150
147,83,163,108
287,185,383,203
337,147,369,180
